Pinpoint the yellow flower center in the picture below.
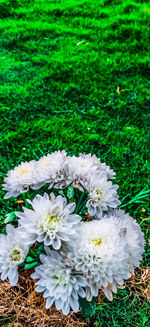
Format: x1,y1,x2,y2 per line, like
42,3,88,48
96,190,102,196
44,161,50,167
90,238,102,247
95,189,103,202
20,169,29,174
46,214,60,230
11,250,21,261
54,271,64,283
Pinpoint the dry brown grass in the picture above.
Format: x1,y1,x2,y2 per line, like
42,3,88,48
0,269,87,327
127,266,150,303
0,267,149,327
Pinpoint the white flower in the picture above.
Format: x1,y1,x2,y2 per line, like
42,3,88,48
32,150,67,190
64,153,107,189
99,211,145,301
16,193,81,249
31,249,86,315
64,154,116,188
107,209,145,267
83,171,120,218
3,160,36,199
64,154,101,185
0,225,29,286
67,219,134,301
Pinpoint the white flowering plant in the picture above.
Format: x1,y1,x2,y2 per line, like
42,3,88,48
0,151,145,316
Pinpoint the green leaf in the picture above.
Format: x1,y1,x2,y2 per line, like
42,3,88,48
26,256,34,263
4,212,16,224
58,190,66,197
36,243,44,257
29,248,36,257
75,191,86,214
24,262,39,270
79,297,97,318
67,185,74,199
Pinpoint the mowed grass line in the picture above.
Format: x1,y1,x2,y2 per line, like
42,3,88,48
0,0,150,326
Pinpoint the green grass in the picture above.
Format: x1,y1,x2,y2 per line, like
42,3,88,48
0,0,150,326
94,296,149,327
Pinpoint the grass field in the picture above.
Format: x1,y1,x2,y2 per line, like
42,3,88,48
0,0,150,326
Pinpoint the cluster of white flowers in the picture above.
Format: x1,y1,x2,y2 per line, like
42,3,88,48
2,151,119,217
0,151,145,315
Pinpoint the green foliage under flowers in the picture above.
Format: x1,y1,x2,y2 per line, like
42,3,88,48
0,0,150,325
79,297,97,319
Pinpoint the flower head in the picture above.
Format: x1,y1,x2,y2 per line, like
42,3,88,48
3,160,36,199
64,153,116,188
64,154,101,185
32,150,67,190
83,172,120,218
0,225,29,286
16,193,81,249
107,209,145,267
67,218,135,301
31,249,86,315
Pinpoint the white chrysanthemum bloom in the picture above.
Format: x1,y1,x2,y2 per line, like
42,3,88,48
0,225,29,286
98,211,145,301
64,154,116,188
16,193,81,249
67,219,135,301
83,172,120,218
2,160,36,199
31,249,86,315
64,154,101,188
32,150,68,190
107,209,145,267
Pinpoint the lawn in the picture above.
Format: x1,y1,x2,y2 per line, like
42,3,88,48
0,0,150,326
